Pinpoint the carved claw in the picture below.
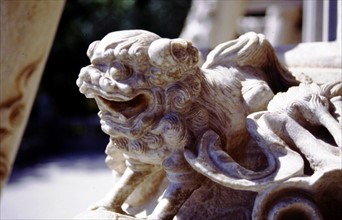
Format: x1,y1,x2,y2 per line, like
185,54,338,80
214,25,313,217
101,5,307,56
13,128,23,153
300,94,330,125
312,98,342,148
296,94,342,147
88,199,126,215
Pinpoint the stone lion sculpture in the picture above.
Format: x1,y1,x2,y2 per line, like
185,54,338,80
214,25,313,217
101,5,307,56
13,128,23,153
76,30,340,219
248,82,342,220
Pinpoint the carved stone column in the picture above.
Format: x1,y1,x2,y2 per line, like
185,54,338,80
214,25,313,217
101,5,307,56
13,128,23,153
263,4,302,47
180,0,247,50
276,0,342,84
0,0,65,191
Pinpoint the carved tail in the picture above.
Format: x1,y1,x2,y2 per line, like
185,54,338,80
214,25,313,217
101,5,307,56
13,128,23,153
202,32,299,93
184,122,304,192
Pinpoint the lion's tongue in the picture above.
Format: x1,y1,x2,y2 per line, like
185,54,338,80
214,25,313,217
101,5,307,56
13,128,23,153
100,94,149,119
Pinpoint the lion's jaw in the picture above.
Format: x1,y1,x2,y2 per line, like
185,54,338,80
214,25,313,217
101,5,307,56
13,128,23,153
77,64,163,139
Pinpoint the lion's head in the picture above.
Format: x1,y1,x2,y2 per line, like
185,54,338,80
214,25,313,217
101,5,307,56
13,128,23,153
77,30,201,141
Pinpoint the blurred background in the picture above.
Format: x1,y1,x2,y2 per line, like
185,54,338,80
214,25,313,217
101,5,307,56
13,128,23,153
1,0,192,219
1,0,339,219
13,0,193,168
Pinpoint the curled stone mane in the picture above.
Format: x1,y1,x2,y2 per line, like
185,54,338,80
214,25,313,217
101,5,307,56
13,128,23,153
88,30,161,69
164,68,202,114
107,133,163,154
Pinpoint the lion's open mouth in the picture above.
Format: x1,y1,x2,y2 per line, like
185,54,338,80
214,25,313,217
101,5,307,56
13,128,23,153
98,94,149,119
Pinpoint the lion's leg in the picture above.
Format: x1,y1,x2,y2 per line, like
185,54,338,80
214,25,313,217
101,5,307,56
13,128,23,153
89,158,156,214
148,150,203,220
308,95,342,148
241,78,274,114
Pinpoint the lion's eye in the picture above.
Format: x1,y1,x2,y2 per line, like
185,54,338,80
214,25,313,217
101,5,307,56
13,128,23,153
91,58,108,72
109,62,133,80
94,63,107,72
109,67,123,79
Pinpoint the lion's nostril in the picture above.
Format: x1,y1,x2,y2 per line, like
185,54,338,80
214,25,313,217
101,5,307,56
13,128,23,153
99,77,113,91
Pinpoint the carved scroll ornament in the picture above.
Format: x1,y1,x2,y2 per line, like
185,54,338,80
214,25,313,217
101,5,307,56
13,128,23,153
76,30,341,219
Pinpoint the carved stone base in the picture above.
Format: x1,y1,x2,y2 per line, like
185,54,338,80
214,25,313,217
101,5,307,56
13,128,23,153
177,180,257,219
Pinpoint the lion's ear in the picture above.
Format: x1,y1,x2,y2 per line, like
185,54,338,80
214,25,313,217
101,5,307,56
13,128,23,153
148,38,176,69
148,38,199,71
170,39,188,62
171,39,199,67
87,40,100,60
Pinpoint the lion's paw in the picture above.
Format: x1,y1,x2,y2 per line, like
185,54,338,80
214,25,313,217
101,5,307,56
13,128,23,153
88,200,124,214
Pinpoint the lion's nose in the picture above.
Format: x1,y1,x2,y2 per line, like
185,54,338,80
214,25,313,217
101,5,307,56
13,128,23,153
78,66,102,86
76,67,92,89
78,67,91,83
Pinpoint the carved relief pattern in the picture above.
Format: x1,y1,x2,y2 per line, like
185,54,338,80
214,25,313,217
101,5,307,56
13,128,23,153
0,60,40,184
76,30,341,219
